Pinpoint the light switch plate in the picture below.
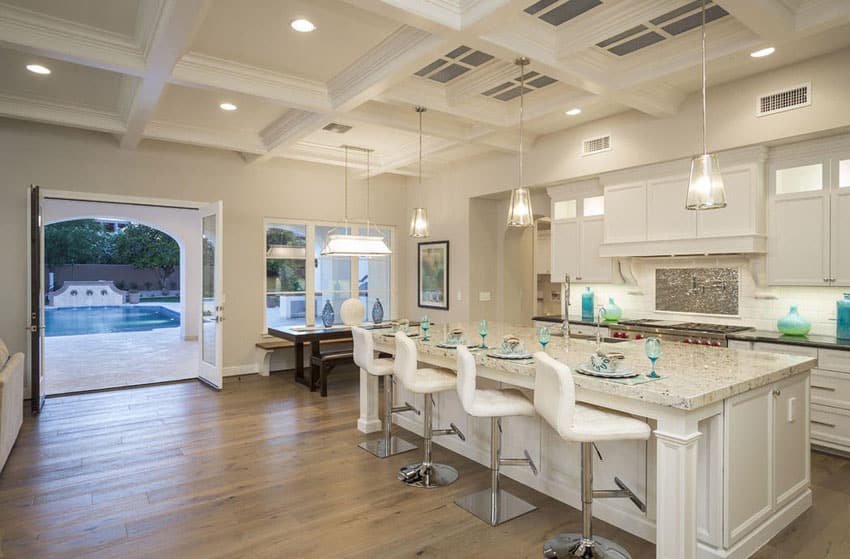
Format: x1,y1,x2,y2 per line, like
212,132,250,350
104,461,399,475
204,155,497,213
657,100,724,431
479,291,491,302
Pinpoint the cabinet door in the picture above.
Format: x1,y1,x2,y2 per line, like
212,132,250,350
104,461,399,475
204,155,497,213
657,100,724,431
698,165,758,238
646,176,696,241
604,183,646,243
579,217,611,282
535,229,551,275
773,374,810,510
831,187,850,286
767,193,830,285
551,220,578,281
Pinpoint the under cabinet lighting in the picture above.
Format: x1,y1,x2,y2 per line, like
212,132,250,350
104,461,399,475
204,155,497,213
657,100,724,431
219,103,238,111
565,108,582,116
26,64,51,75
750,47,775,58
290,18,316,32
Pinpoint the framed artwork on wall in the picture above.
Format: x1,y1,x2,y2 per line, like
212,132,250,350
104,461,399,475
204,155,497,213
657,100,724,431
418,240,449,310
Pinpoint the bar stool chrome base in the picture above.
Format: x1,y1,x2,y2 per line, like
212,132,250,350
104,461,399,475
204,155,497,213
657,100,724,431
455,487,535,526
358,436,417,458
398,463,458,488
543,534,631,559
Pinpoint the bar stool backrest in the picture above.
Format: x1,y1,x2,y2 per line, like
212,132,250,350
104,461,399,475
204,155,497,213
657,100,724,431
352,326,374,372
455,345,477,414
533,352,577,440
394,332,418,391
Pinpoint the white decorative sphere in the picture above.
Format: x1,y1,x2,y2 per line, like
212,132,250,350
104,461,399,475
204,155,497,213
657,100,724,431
340,298,365,326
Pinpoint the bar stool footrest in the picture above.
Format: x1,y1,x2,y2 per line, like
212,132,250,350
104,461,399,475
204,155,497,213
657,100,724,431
454,488,536,526
397,463,458,488
543,533,632,559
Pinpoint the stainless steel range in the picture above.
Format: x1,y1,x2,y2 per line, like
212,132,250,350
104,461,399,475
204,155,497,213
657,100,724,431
608,319,754,347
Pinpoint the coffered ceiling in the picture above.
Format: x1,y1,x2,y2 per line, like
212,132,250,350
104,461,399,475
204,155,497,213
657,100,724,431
0,0,849,177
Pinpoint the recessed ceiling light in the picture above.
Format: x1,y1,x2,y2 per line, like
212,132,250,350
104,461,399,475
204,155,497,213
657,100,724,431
219,102,238,111
26,64,51,75
290,18,316,32
750,47,775,58
565,108,582,116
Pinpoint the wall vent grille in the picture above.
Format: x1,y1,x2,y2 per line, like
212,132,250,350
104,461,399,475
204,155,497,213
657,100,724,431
582,134,611,155
322,123,352,134
756,83,811,116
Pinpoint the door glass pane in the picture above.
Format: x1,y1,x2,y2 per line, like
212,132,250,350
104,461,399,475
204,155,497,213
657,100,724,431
553,200,577,220
266,259,306,329
840,159,850,188
315,225,352,325
202,214,216,366
775,164,823,195
359,227,391,322
583,195,605,217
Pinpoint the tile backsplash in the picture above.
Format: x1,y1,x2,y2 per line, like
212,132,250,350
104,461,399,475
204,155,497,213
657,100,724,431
566,256,847,336
656,267,739,316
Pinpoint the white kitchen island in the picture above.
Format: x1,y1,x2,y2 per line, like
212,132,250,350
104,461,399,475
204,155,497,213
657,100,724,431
358,323,817,559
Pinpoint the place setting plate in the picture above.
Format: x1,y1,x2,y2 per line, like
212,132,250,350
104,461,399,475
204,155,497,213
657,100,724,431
486,351,534,360
576,362,640,379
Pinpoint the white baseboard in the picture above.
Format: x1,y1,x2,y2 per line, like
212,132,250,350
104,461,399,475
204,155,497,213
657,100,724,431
223,364,259,377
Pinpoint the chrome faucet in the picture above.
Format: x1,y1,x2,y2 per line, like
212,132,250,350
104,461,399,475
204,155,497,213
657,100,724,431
561,273,571,342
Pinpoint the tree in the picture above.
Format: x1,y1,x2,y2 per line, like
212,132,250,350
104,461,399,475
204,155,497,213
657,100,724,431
45,219,111,268
111,224,179,290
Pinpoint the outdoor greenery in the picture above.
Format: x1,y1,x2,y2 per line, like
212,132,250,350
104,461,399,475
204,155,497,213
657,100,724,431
45,219,180,290
266,226,307,293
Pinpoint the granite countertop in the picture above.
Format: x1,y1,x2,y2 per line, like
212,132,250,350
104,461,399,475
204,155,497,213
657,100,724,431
532,315,615,327
374,322,816,411
728,329,850,352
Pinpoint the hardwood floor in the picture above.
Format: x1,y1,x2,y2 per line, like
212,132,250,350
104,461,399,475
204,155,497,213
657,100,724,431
0,368,847,559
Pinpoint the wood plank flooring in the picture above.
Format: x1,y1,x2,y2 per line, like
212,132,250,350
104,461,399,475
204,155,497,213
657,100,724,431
0,368,847,558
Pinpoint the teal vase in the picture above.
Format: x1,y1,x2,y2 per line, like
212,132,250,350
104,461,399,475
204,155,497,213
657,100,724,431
837,294,850,340
581,287,594,321
777,305,811,336
602,297,622,323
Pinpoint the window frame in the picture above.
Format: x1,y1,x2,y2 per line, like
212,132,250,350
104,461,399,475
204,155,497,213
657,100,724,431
262,217,396,334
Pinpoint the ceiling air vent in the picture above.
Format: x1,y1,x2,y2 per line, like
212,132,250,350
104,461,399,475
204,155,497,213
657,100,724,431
582,134,611,156
756,83,811,117
322,123,352,134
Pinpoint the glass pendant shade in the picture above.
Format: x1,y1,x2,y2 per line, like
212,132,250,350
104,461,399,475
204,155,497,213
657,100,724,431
321,234,391,257
409,207,430,237
507,187,534,227
686,153,727,210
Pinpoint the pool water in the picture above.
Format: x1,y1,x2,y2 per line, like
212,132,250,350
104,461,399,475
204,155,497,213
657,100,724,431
45,306,180,337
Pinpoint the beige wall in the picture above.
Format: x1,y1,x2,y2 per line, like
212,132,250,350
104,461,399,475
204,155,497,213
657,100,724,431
0,119,408,380
403,47,850,324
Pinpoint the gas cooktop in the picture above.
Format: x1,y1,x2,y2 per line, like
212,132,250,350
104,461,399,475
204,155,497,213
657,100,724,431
619,319,753,334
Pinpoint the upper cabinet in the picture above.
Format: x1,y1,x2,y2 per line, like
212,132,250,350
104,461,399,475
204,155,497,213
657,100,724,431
599,156,767,257
767,152,850,286
548,182,612,283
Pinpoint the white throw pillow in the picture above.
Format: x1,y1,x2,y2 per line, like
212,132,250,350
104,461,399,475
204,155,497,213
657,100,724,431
0,338,9,369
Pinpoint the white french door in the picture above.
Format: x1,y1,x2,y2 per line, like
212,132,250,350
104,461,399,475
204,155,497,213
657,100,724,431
199,201,224,389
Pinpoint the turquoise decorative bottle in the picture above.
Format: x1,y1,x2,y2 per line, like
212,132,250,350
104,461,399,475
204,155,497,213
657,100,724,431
838,294,850,340
777,305,811,336
602,297,623,323
581,287,594,321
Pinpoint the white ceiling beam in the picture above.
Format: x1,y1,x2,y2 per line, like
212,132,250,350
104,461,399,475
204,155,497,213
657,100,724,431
120,0,209,149
143,120,267,155
713,0,795,40
0,93,126,134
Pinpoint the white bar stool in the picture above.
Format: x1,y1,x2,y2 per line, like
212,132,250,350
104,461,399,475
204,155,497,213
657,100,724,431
534,352,651,559
453,346,538,526
394,332,465,488
352,326,418,458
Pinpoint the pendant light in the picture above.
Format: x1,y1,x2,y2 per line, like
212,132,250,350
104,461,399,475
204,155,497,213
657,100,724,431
507,57,534,227
686,0,727,210
322,146,392,257
409,106,430,238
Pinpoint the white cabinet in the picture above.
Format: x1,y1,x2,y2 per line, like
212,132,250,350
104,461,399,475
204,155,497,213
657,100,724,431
724,373,810,547
646,175,695,241
768,154,850,286
548,183,612,283
604,182,646,244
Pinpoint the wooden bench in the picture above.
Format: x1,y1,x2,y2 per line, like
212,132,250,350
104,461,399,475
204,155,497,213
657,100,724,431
309,349,355,397
255,338,352,376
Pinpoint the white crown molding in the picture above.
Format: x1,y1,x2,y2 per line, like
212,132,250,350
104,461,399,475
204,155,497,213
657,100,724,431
144,120,267,154
444,58,515,106
0,2,146,75
134,0,168,59
171,53,332,113
0,93,125,133
261,109,334,152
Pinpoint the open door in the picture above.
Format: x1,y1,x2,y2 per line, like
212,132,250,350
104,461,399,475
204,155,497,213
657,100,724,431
199,201,224,389
29,185,46,413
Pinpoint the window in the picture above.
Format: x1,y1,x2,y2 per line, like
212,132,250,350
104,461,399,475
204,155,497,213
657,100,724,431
840,159,850,188
264,220,394,331
775,163,823,195
583,195,605,217
553,199,577,220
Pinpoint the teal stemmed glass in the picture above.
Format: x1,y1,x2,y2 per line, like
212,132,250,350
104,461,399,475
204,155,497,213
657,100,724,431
537,326,551,352
645,337,662,378
420,315,430,341
478,319,488,349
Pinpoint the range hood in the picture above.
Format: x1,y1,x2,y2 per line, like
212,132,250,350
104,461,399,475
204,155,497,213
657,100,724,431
599,234,767,258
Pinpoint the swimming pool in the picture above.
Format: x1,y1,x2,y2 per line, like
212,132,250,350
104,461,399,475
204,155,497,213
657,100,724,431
45,306,180,337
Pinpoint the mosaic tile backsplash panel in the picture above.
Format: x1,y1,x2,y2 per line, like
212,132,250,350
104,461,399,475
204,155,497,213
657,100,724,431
656,267,739,316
